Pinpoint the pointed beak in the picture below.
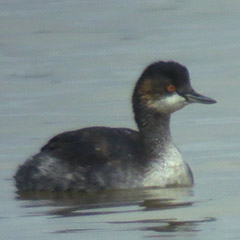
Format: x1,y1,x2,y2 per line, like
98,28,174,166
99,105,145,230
183,89,217,104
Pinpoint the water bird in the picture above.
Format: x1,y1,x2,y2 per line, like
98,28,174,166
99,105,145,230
15,61,216,191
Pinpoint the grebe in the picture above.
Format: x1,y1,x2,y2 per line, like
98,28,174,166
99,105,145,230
15,61,216,191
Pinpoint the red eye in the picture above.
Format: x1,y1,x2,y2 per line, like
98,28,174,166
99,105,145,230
166,85,176,92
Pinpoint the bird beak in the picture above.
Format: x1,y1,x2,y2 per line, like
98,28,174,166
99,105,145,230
183,89,217,104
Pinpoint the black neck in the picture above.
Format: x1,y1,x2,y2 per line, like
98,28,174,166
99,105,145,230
135,110,172,158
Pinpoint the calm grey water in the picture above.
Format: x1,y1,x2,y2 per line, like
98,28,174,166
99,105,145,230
1,0,240,239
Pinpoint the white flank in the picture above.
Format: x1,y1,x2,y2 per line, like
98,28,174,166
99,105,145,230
143,143,192,187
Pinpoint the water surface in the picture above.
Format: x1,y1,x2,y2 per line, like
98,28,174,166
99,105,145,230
1,1,240,239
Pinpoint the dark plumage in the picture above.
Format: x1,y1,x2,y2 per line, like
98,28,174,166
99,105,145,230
15,61,216,191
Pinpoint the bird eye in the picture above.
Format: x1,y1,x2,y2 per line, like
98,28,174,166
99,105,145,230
166,84,176,92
